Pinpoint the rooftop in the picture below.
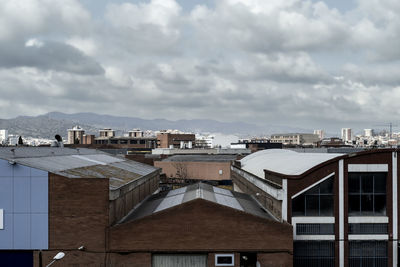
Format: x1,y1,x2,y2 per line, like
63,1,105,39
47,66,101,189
162,154,237,162
0,147,159,190
240,149,342,178
121,182,274,223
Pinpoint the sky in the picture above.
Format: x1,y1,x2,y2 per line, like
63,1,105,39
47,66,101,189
0,0,400,133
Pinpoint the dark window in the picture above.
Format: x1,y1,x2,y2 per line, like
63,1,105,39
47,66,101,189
294,241,335,267
348,223,388,234
349,241,387,267
296,224,335,235
120,140,128,144
130,140,138,144
348,173,386,216
292,176,334,216
110,140,118,144
140,140,146,144
215,254,234,266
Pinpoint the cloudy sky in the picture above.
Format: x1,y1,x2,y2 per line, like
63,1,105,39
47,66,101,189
0,0,399,133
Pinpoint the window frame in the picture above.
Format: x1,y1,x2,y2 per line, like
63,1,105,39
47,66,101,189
292,175,335,217
348,172,387,216
215,254,234,266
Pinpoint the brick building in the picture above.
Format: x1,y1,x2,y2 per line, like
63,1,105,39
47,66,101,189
109,183,293,267
157,132,196,149
154,154,237,182
0,147,160,266
231,148,400,267
0,147,293,267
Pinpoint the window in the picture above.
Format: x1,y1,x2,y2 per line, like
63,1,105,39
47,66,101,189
140,140,146,144
152,254,207,267
292,176,334,216
120,140,128,144
349,241,387,267
296,223,334,235
348,173,386,216
215,254,234,266
348,223,388,234
294,241,334,267
130,140,137,144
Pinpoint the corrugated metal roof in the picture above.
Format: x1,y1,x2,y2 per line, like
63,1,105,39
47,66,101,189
240,149,342,178
0,147,159,190
121,182,274,223
162,154,237,162
0,147,103,159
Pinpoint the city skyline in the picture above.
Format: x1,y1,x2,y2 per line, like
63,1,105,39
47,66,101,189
1,0,400,131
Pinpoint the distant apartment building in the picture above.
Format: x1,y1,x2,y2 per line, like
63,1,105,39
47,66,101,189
129,129,144,138
230,139,283,152
270,133,320,146
365,129,374,137
94,136,157,149
0,130,8,145
319,137,346,147
195,135,214,148
67,125,85,144
341,128,352,142
313,129,324,139
157,132,195,149
99,128,115,138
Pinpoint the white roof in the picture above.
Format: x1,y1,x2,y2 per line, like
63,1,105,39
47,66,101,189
240,149,342,178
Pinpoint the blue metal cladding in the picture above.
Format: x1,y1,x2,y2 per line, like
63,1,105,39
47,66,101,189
0,159,48,250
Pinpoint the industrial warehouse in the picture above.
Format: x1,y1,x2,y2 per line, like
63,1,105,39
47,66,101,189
2,146,400,266
0,147,291,267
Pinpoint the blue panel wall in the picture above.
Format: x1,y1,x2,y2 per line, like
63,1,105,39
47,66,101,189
0,159,48,250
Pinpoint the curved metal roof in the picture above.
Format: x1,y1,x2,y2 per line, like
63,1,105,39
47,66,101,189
240,149,343,178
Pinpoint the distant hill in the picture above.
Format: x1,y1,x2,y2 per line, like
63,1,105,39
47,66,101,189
0,112,315,139
0,115,99,139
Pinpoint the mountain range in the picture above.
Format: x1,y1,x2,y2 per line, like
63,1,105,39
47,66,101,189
0,112,314,139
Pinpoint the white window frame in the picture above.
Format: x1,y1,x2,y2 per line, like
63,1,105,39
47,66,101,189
215,254,234,266
0,209,3,230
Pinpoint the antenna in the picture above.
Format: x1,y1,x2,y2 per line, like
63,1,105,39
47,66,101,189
373,122,398,138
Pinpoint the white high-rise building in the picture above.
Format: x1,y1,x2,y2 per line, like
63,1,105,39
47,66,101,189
67,126,85,144
341,128,352,142
0,129,8,144
364,129,374,137
313,130,324,140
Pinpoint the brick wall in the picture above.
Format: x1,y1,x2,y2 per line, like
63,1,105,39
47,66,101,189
48,174,109,251
109,199,292,253
109,173,159,225
154,161,231,181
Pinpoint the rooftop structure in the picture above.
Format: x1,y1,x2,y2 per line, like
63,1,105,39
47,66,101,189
0,147,159,193
121,182,274,223
270,133,320,146
161,154,237,162
239,149,342,178
67,125,85,144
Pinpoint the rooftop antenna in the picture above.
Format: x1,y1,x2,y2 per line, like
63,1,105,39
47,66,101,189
373,122,398,138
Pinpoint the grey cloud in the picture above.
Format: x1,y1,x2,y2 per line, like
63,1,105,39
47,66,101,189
0,41,104,75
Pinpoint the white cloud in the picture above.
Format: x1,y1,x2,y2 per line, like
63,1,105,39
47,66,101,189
0,0,91,42
106,0,181,36
25,38,44,48
1,0,400,132
66,37,97,57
